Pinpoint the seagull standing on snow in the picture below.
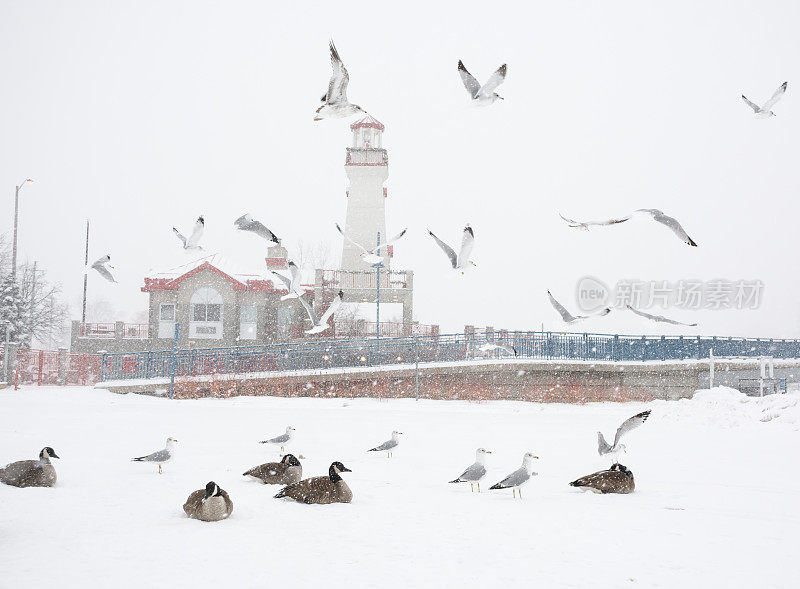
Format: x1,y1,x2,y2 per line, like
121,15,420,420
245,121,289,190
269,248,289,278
89,255,117,283
368,430,402,458
315,40,366,121
458,60,507,106
335,223,407,266
260,426,295,454
489,452,538,499
173,216,204,251
298,290,344,335
449,448,492,492
598,410,651,464
271,261,304,301
742,81,787,118
428,225,476,274
547,290,610,325
559,209,697,247
626,304,697,327
234,214,281,246
132,437,177,474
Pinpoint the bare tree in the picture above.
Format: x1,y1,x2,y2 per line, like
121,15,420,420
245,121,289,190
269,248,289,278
293,238,334,278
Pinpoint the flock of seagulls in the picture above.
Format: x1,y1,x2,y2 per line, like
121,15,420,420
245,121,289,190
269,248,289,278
80,38,788,336
1,407,653,516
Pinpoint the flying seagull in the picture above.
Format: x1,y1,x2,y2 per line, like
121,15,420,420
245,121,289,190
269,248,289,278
742,81,788,118
449,448,492,492
271,261,304,301
315,40,366,121
298,290,344,335
89,254,117,283
626,304,697,327
633,209,697,247
478,342,518,357
173,216,204,251
132,437,178,474
234,214,281,246
559,213,630,231
458,60,507,106
598,410,651,464
260,426,295,454
489,452,538,499
560,209,697,247
547,290,610,324
368,430,402,458
428,225,476,274
335,223,407,266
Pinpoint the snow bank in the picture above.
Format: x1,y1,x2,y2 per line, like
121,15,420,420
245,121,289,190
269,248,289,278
652,386,800,428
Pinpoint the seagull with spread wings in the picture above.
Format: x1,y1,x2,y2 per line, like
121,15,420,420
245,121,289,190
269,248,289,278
626,304,697,327
335,223,407,266
478,342,518,357
315,40,366,121
742,81,788,118
298,290,344,335
173,216,204,251
457,60,507,106
88,254,117,283
559,213,630,231
428,225,476,274
598,411,651,464
559,209,697,247
234,214,281,246
547,290,610,325
271,261,304,301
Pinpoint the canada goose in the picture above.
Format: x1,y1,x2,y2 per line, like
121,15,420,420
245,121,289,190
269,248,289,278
570,463,635,494
132,437,177,474
274,461,352,504
489,452,538,498
0,447,60,488
368,430,402,457
449,448,492,492
243,453,302,485
598,410,651,464
260,426,295,453
183,481,233,521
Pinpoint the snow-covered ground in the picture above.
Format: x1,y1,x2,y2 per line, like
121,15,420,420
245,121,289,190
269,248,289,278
1,386,798,588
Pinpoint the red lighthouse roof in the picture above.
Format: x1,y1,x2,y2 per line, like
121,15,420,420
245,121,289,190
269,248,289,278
350,114,385,131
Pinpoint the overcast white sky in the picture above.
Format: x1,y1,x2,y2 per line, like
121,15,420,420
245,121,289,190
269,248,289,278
1,0,799,338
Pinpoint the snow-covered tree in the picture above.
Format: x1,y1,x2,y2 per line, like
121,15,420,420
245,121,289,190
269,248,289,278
0,273,28,344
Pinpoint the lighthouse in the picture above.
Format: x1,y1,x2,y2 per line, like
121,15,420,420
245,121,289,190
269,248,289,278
314,114,415,336
341,115,390,271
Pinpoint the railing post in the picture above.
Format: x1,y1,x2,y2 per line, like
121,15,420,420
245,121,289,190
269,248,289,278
37,350,44,386
169,323,180,400
58,347,68,385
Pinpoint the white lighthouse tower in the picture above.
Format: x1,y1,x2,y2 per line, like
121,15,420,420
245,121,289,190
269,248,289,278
315,114,415,336
341,115,390,271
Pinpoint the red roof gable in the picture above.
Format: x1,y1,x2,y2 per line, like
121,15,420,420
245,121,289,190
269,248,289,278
141,261,284,294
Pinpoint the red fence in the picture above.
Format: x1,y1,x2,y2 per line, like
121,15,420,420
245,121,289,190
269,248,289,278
8,349,102,388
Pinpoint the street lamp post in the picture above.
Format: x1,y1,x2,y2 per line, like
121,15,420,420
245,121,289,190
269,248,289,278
11,178,34,282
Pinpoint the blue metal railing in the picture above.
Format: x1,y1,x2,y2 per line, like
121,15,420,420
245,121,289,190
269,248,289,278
99,331,800,382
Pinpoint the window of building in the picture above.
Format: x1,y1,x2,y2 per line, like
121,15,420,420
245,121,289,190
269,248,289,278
159,304,175,321
158,303,176,339
239,304,257,340
189,287,223,339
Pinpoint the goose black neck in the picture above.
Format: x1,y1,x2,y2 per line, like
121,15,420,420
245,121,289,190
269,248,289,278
328,464,342,482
